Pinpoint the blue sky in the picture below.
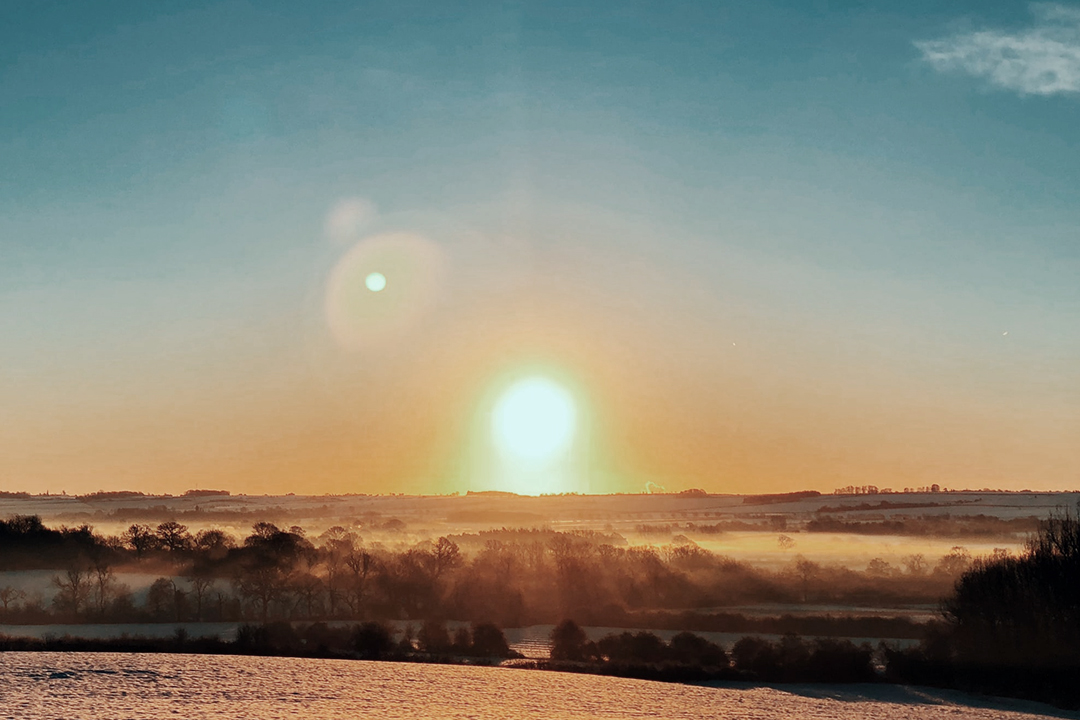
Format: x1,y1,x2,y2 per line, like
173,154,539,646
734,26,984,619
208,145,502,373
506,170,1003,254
1,1,1078,494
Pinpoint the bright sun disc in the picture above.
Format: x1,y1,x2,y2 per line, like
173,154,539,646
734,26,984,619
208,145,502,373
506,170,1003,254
492,378,576,462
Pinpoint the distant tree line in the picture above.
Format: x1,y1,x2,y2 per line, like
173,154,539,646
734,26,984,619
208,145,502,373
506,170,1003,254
742,491,822,505
805,514,1036,538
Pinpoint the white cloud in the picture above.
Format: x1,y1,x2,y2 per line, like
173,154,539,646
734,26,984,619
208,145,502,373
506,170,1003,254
916,3,1080,95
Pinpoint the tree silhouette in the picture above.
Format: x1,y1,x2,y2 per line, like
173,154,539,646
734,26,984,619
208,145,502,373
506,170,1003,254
0,586,25,616
417,618,451,654
122,524,157,559
470,622,514,657
52,566,92,618
550,619,589,661
943,511,1080,669
353,622,395,659
155,521,192,553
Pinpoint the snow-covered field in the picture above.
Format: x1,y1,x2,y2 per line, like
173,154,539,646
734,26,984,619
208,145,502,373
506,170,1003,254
1,652,1076,720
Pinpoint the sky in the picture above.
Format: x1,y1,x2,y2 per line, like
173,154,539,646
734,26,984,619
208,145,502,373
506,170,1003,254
1,1,1078,496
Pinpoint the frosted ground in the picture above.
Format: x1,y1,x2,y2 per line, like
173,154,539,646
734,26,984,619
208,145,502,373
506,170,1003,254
1,653,1075,720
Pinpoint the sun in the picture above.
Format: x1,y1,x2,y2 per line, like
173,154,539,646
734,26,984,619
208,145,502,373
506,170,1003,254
492,377,576,463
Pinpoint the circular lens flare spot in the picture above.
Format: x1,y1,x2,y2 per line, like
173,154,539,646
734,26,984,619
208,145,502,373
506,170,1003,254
365,272,387,292
492,378,576,462
324,232,444,350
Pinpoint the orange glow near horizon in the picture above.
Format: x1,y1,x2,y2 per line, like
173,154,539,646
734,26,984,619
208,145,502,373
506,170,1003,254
5,2,1080,509
5,275,1078,499
2,224,1077,500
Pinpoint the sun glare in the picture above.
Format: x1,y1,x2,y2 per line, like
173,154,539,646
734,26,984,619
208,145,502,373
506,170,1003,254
492,377,576,463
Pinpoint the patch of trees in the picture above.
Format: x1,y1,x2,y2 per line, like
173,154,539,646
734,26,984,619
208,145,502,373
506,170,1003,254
885,509,1080,709
0,515,964,628
815,500,951,513
806,514,1036,538
0,619,519,662
0,515,107,571
591,609,926,639
446,527,628,549
230,619,519,660
46,506,326,527
634,521,765,535
547,620,874,683
444,511,546,525
79,491,147,501
743,491,821,505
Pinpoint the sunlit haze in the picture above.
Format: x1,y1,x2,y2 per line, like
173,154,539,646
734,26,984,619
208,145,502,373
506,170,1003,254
1,2,1078,496
493,378,576,463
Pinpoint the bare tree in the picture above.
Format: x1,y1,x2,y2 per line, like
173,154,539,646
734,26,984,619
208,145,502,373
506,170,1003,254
903,553,928,576
147,577,175,620
91,558,116,617
185,572,216,622
324,551,345,617
290,572,324,618
156,521,192,554
0,586,26,616
793,557,818,603
343,550,376,618
52,566,93,617
320,526,356,617
234,563,291,622
147,577,188,622
430,537,462,580
935,546,972,577
121,524,157,559
194,529,235,560
866,557,894,577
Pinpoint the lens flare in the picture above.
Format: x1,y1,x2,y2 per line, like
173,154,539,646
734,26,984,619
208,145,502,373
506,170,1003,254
365,272,387,292
325,233,444,349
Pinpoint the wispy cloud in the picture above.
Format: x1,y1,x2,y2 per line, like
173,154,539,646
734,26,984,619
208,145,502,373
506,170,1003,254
916,4,1080,95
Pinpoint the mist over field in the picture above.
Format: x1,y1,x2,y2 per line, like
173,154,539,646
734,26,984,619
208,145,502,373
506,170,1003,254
1,489,1066,635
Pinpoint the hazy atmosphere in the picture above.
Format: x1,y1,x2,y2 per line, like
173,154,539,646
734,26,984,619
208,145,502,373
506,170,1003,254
3,1,1079,497
4,4,1080,717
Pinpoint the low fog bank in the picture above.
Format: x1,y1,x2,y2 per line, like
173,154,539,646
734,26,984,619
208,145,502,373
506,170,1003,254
0,512,988,641
0,488,1056,569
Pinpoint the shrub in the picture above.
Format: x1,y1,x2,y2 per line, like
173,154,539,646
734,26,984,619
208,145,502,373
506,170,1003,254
417,618,451,654
669,631,727,667
353,622,395,659
470,622,514,658
550,619,589,661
